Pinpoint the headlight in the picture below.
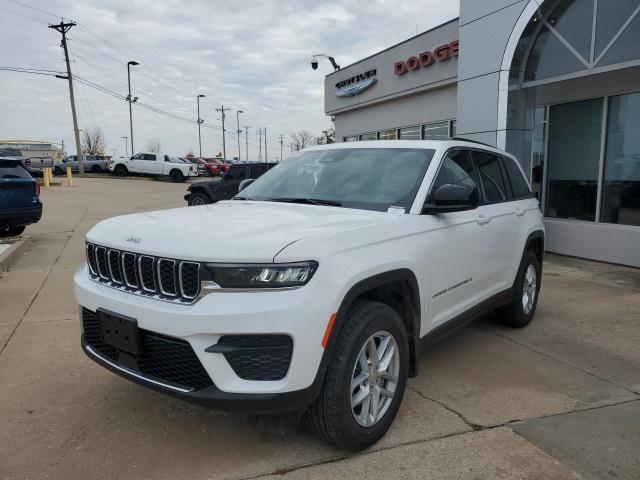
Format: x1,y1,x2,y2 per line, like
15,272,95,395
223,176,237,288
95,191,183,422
206,261,318,289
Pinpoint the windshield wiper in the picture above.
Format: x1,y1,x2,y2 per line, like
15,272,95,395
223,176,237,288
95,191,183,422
233,196,254,201
263,197,342,207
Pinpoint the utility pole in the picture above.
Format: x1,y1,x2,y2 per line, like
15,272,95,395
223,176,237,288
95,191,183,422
121,136,129,156
236,110,243,161
257,129,262,161
197,94,205,157
264,127,267,162
49,21,84,174
111,148,117,158
279,134,284,162
215,106,227,159
244,126,250,161
126,60,139,154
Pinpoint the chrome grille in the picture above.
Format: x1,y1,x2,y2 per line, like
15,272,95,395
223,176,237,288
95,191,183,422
86,243,201,303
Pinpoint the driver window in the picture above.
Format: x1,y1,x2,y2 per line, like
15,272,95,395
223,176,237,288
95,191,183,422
143,154,157,161
429,150,478,203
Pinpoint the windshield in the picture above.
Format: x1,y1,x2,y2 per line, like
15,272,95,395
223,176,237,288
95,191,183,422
238,148,435,212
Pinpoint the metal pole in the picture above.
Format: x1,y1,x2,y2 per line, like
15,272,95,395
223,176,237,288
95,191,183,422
49,21,84,175
236,110,243,161
257,129,262,161
121,136,128,156
127,61,138,154
264,127,267,162
279,134,283,161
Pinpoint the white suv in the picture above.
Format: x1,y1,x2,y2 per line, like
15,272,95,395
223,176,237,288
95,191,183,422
74,140,544,450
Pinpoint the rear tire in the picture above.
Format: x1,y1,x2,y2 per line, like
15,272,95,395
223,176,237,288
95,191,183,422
496,250,541,328
187,192,211,206
54,166,63,176
0,226,26,238
305,300,409,451
170,169,184,183
91,165,101,173
114,164,128,177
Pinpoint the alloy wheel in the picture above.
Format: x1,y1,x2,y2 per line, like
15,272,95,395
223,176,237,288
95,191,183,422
522,264,537,314
350,330,399,427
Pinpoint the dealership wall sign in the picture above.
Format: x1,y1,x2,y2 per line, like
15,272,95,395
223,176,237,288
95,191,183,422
394,40,459,75
335,69,377,97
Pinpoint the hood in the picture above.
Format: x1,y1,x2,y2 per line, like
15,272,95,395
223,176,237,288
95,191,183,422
86,200,388,262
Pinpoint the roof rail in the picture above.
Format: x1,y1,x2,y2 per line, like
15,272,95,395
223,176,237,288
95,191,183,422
449,136,492,147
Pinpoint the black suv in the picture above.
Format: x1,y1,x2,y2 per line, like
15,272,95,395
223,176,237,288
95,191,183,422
184,162,276,206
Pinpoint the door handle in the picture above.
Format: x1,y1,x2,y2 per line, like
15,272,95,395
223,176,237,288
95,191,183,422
515,208,525,217
476,215,491,225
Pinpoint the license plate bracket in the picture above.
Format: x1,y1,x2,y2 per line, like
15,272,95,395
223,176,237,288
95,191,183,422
97,308,142,356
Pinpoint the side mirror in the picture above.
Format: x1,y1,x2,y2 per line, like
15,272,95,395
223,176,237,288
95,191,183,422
238,178,255,192
423,184,480,214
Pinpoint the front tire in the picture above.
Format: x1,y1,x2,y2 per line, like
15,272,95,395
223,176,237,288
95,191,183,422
496,250,541,328
0,225,26,238
114,164,128,177
91,165,101,173
187,192,211,206
305,300,409,451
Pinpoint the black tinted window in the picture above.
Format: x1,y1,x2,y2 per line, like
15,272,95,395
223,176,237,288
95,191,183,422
143,154,157,161
502,157,532,199
430,150,478,201
474,151,510,203
249,165,269,178
226,166,247,181
0,162,30,179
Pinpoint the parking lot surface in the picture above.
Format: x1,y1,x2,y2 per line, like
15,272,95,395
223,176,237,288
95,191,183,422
1,178,639,480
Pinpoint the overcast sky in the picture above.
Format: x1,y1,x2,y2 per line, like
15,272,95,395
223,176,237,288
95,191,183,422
0,0,458,159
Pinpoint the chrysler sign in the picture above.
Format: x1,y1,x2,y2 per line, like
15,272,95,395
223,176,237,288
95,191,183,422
335,69,377,97
394,40,459,75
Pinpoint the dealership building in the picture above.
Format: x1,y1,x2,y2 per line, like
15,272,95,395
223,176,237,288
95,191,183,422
324,0,640,267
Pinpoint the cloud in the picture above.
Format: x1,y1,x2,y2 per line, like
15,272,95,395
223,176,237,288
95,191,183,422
0,0,458,158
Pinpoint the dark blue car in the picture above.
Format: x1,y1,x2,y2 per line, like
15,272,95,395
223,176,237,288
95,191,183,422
0,158,42,237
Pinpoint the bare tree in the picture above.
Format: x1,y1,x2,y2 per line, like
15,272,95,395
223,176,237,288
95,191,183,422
81,127,106,155
146,137,162,153
316,127,335,145
288,130,315,151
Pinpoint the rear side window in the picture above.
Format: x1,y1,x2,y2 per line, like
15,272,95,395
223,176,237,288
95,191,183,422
143,154,157,161
249,165,269,178
474,151,510,203
0,162,30,179
429,150,479,202
502,156,532,199
226,166,247,181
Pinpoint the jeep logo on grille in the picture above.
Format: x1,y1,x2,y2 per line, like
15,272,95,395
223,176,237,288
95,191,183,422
126,235,141,244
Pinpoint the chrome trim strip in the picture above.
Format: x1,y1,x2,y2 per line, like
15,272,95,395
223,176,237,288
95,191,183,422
86,243,97,277
138,255,156,293
157,258,177,297
107,249,123,285
85,344,193,393
95,246,109,280
179,261,200,300
122,252,139,288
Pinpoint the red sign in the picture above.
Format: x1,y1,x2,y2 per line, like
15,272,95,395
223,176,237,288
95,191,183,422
394,40,459,75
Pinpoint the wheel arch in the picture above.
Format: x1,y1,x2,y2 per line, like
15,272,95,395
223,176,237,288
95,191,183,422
325,269,422,380
188,183,216,201
524,230,545,264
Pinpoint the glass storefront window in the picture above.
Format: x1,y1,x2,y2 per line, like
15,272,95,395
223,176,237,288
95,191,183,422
600,92,640,226
531,107,546,201
360,132,377,141
378,129,397,140
398,125,421,140
344,135,359,142
599,12,640,67
545,98,602,221
423,122,449,140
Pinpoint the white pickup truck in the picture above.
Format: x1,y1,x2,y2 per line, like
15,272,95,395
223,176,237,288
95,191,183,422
109,152,197,182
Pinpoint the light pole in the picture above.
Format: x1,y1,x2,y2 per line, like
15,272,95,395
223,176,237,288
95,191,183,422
127,61,139,154
236,110,243,161
197,94,205,157
244,125,250,161
215,106,226,159
121,136,129,156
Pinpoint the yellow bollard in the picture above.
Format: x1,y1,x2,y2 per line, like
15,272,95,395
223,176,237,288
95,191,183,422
43,167,50,188
66,166,73,187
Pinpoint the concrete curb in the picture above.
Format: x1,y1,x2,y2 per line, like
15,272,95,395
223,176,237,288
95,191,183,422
0,236,31,272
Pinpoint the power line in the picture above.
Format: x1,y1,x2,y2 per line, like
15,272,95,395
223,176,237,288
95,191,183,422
4,0,59,18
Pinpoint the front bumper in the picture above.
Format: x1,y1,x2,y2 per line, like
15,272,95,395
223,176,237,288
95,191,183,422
74,264,335,413
0,205,42,227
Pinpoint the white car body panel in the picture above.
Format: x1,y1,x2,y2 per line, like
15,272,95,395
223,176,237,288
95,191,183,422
108,151,197,178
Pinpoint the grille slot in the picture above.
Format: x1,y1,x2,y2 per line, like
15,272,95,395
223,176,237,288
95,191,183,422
82,308,213,391
85,243,201,303
217,335,293,381
157,259,177,296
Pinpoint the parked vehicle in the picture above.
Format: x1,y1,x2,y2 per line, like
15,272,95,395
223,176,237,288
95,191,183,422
108,152,198,182
184,162,276,205
54,155,111,175
0,148,33,175
0,158,42,237
181,157,206,176
204,158,230,175
75,140,544,450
